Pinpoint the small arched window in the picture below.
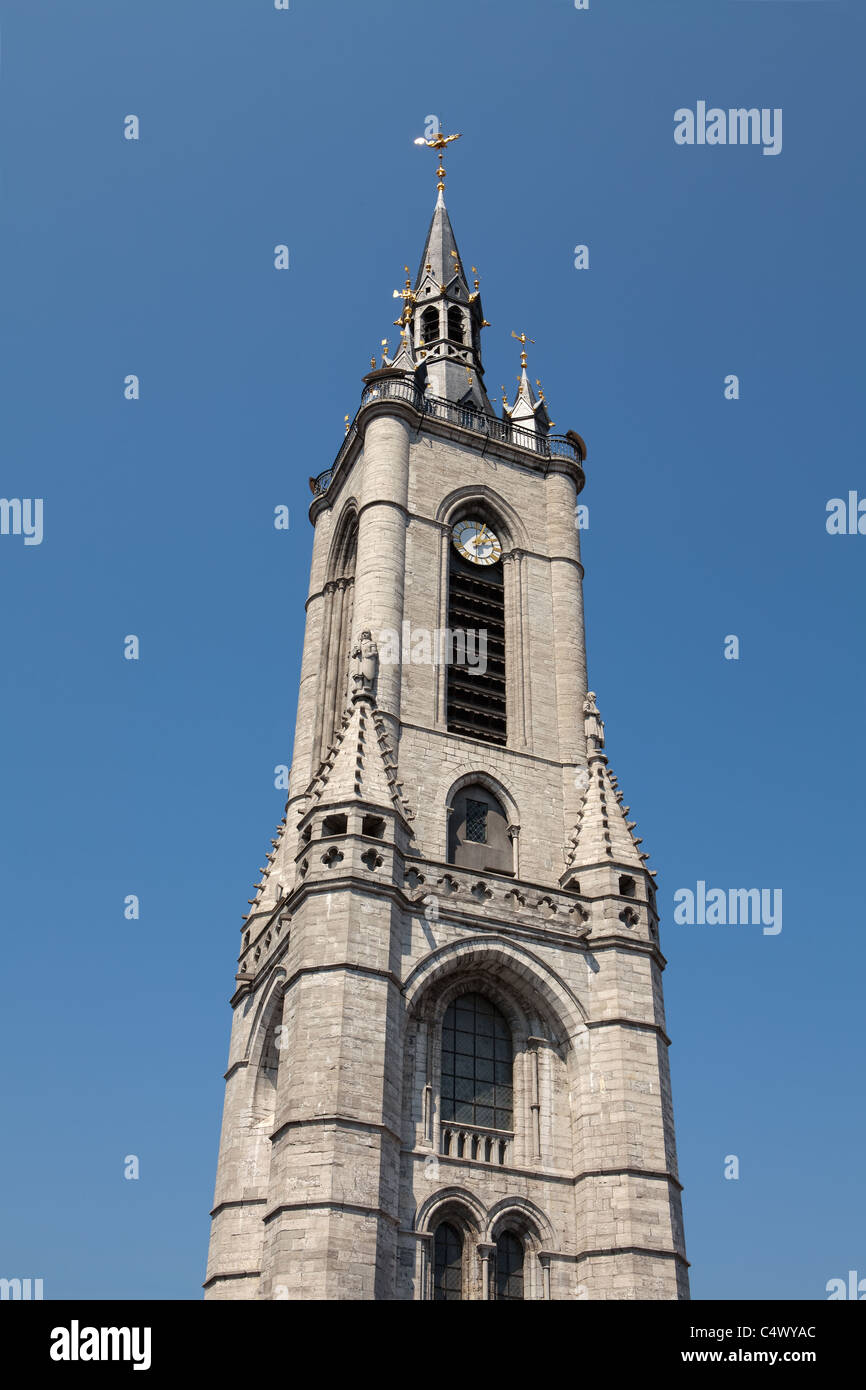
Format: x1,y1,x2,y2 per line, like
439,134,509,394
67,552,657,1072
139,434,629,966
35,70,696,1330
447,305,464,343
421,306,439,344
494,1231,524,1301
433,1222,463,1301
447,783,513,874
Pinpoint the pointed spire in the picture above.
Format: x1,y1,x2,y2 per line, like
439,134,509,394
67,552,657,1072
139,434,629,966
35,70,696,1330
414,191,466,294
402,189,491,410
300,677,414,827
563,753,647,876
505,333,551,435
562,694,651,879
371,130,491,410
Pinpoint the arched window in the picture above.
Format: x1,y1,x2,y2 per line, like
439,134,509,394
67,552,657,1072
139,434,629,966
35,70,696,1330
447,783,513,874
494,1231,524,1301
441,992,513,1146
421,306,439,344
447,305,464,343
446,525,506,745
433,1222,463,1301
315,510,357,760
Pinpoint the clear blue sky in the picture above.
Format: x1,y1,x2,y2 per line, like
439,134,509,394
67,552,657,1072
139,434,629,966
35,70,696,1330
1,0,863,1300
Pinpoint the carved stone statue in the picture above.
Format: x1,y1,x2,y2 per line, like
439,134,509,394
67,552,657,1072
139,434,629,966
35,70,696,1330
583,691,605,749
351,629,379,696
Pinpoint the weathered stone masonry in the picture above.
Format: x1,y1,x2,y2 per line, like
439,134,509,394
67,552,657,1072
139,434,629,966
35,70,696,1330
204,181,689,1301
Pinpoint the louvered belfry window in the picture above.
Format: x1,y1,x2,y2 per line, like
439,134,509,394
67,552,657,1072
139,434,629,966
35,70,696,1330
421,306,439,343
446,541,506,745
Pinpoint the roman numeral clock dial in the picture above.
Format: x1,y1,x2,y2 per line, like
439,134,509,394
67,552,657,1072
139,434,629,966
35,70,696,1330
452,518,502,566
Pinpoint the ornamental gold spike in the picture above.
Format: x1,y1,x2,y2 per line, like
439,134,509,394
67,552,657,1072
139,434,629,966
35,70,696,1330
413,129,463,192
392,264,416,326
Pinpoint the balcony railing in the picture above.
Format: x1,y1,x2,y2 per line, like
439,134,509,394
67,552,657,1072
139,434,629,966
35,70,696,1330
441,1122,512,1167
309,378,583,497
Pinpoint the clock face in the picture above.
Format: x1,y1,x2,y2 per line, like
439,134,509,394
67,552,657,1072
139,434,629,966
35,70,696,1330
452,518,502,566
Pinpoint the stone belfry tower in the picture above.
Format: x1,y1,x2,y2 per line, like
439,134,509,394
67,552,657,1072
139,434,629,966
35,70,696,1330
204,135,689,1301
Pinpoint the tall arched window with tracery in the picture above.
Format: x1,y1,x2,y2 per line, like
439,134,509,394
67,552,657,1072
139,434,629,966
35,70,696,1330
315,509,357,761
440,993,513,1166
433,1222,463,1301
494,1231,524,1301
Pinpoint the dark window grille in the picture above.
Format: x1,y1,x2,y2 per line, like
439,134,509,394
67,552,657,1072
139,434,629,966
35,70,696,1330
447,305,464,343
433,1223,463,1301
494,1231,524,1301
440,993,513,1131
446,540,506,745
465,799,488,843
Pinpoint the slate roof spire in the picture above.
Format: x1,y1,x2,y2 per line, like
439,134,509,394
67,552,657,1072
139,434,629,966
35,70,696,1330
379,132,492,411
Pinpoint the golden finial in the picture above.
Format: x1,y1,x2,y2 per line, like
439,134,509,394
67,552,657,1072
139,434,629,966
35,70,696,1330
500,383,509,406
413,129,463,192
535,377,546,402
469,265,480,302
344,414,350,434
511,330,535,369
392,263,416,326
370,356,376,368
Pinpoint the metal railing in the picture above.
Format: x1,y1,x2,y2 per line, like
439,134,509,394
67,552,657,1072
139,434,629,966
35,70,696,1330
310,377,583,497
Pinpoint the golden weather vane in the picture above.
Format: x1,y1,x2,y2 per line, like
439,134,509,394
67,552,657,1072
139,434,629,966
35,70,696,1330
511,330,535,369
392,265,416,327
413,129,463,192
